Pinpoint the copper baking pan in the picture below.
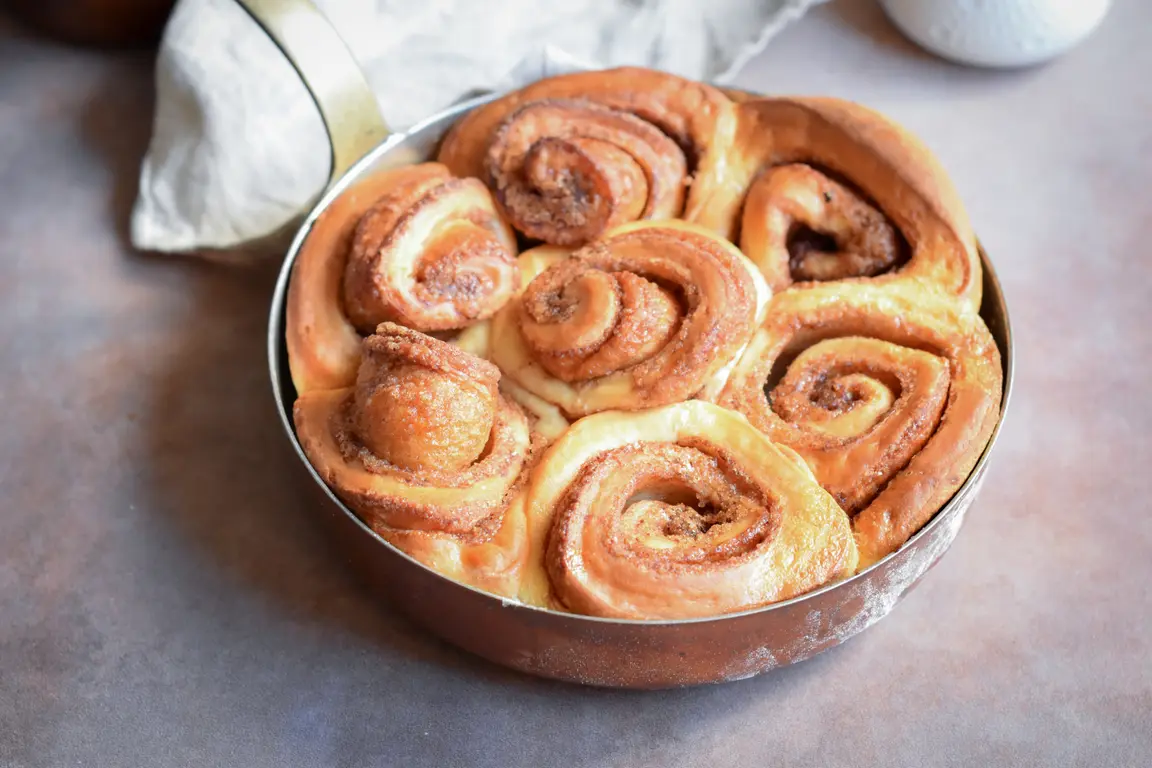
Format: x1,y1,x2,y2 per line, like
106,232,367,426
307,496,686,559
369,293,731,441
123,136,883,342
242,0,1015,688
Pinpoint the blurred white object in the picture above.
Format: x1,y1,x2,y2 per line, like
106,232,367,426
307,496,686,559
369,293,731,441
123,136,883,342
131,0,824,256
881,0,1110,68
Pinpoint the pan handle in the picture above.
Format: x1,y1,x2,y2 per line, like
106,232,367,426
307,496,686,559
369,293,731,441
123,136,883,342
234,0,391,191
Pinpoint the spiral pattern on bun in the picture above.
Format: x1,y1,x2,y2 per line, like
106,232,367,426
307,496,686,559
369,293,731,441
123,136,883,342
689,97,981,308
294,323,532,596
519,401,858,618
438,67,736,246
716,284,1002,567
287,163,518,393
490,221,770,417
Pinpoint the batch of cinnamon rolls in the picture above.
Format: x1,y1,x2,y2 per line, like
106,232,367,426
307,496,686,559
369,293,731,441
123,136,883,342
288,68,1003,621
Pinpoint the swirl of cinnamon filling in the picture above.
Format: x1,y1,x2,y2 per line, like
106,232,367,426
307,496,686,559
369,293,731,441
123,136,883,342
286,163,519,394
688,97,981,308
437,67,736,246
483,99,687,246
294,323,531,596
490,221,770,417
519,401,858,619
715,284,1003,568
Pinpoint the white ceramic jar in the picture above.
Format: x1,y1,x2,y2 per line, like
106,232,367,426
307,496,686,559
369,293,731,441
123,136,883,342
880,0,1111,68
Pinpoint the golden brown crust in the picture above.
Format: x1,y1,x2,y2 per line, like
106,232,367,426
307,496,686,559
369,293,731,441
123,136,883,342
489,221,771,418
293,324,532,597
286,163,518,394
483,99,687,246
352,324,502,474
715,283,1002,568
688,97,981,308
289,74,1004,617
520,401,858,618
437,67,736,246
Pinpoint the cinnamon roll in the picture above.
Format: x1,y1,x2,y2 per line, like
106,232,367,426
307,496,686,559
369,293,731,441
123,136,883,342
437,67,736,246
690,97,981,308
287,162,519,393
520,401,858,619
716,283,1003,568
294,323,532,597
489,221,770,418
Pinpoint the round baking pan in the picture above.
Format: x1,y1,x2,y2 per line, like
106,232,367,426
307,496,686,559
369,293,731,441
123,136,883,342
241,0,1015,688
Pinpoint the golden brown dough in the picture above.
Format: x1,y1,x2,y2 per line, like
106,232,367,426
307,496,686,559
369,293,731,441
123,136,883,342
520,401,858,618
483,99,687,246
688,97,981,308
715,283,1002,568
287,73,1007,619
489,221,770,418
286,163,519,394
437,67,736,246
294,323,532,597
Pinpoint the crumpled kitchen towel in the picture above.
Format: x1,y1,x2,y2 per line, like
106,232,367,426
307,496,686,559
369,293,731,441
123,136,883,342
131,0,825,257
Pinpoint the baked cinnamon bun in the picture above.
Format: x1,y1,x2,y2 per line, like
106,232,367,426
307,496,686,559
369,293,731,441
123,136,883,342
294,323,532,597
520,401,858,618
287,163,519,393
690,97,981,308
437,67,736,246
715,283,1002,568
489,220,770,417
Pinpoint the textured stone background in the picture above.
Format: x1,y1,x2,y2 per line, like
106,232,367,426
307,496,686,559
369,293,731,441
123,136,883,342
1,1,1149,766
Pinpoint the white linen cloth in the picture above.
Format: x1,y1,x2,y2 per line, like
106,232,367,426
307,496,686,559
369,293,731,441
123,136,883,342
131,0,823,256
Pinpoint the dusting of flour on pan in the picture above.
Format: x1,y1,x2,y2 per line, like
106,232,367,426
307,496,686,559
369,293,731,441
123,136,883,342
720,480,982,682
723,646,782,682
830,496,972,644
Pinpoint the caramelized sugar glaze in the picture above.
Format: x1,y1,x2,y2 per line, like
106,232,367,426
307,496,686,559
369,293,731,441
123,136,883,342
288,68,1002,619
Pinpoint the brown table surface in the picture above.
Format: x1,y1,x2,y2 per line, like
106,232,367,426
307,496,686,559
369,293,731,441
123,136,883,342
2,2,1149,765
